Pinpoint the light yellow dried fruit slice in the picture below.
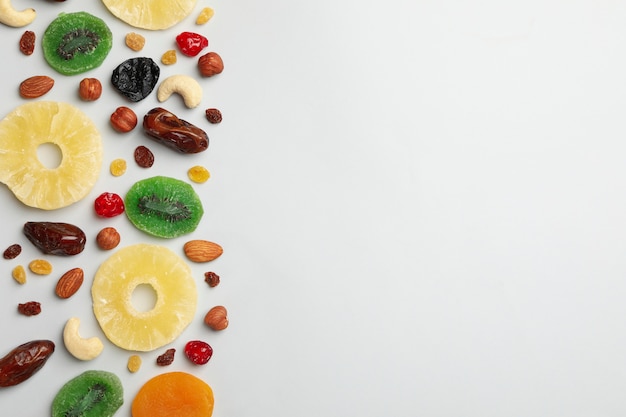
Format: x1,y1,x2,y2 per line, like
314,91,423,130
103,0,197,30
92,244,197,352
0,101,102,210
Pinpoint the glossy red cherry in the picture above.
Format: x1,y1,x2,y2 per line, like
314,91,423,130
94,192,125,218
175,32,208,57
184,340,213,365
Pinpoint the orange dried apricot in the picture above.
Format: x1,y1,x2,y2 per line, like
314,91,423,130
131,371,214,417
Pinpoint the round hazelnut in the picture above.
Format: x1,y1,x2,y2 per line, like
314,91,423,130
110,106,138,133
197,52,224,77
204,306,228,330
78,78,102,101
96,227,120,250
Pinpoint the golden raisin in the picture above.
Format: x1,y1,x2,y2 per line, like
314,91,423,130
125,32,146,51
12,265,26,285
196,7,214,25
161,50,177,65
28,259,52,275
127,354,142,373
187,165,210,183
110,158,127,177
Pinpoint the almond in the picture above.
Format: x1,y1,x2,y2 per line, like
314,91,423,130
19,75,54,99
183,240,223,263
55,267,84,299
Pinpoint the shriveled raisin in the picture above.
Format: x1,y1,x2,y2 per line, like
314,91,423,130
205,108,222,124
18,301,41,316
156,348,175,366
19,31,35,56
3,244,22,260
161,50,177,65
134,145,154,168
204,271,220,287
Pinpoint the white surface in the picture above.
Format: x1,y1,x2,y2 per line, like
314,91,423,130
1,0,626,416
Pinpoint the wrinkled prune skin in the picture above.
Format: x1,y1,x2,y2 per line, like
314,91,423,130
143,107,209,153
111,57,160,102
0,340,55,388
23,222,86,256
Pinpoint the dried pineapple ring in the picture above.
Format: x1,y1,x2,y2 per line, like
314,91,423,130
0,101,103,210
92,244,197,352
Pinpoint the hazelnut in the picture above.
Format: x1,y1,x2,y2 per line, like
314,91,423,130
110,106,138,133
197,52,224,77
78,78,102,101
204,306,228,330
96,227,120,250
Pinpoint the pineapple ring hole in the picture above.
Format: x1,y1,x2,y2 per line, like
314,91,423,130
131,283,158,312
37,142,63,169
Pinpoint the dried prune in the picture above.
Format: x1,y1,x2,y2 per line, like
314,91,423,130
111,57,160,102
143,107,209,154
0,340,54,387
23,222,86,256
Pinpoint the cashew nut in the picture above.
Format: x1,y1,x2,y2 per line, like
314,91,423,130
63,317,104,361
157,75,203,108
0,0,35,27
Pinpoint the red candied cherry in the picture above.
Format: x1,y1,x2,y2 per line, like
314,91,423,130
94,192,125,218
175,32,208,57
184,340,213,365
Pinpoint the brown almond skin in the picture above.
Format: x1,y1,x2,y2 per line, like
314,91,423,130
0,340,55,387
19,75,54,99
183,240,223,262
55,267,84,299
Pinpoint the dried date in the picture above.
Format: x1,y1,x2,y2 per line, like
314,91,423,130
0,340,54,387
143,107,209,154
17,301,41,316
23,222,86,256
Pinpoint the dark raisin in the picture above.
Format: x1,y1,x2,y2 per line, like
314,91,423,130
134,145,154,168
111,57,160,102
19,31,35,56
3,244,21,260
205,108,222,124
17,302,41,316
156,348,175,366
204,272,220,287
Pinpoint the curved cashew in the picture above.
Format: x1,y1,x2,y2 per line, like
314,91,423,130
157,75,203,108
0,0,35,27
63,317,104,361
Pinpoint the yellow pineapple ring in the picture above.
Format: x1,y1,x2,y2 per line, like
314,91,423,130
0,101,102,210
103,0,197,30
92,244,197,352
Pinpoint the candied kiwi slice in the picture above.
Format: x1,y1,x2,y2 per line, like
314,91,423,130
52,370,123,417
125,176,204,238
42,12,113,76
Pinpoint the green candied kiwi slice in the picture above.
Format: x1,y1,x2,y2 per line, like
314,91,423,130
52,370,123,417
125,176,204,238
42,12,113,76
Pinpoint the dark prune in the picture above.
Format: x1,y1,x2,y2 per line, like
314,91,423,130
23,222,86,256
0,340,55,387
111,57,160,102
143,107,209,153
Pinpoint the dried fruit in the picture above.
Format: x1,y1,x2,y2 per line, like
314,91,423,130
94,192,125,217
205,108,222,124
19,75,54,99
12,265,26,285
0,340,55,387
161,49,177,65
156,348,175,366
143,107,209,154
125,32,145,51
196,7,214,25
188,165,210,183
102,0,196,30
52,370,123,417
111,57,160,102
204,271,220,287
78,77,102,101
55,267,84,299
19,30,35,55
176,31,208,57
204,306,228,330
184,340,213,365
127,355,142,373
134,145,154,168
198,52,223,77
23,222,87,256
109,158,127,176
110,106,138,132
28,259,52,275
3,244,21,260
124,176,204,238
183,240,223,262
17,301,41,316
42,12,113,75
96,227,121,250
